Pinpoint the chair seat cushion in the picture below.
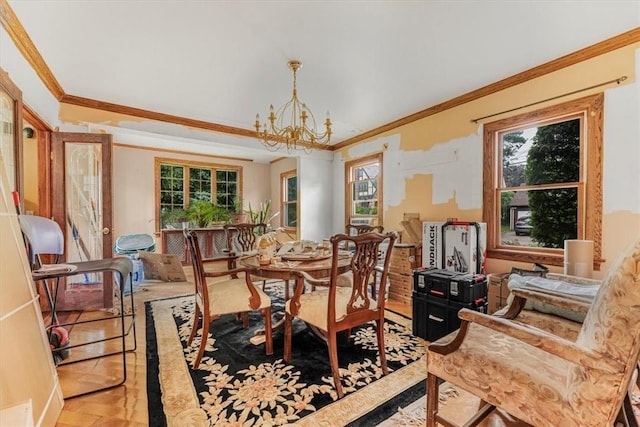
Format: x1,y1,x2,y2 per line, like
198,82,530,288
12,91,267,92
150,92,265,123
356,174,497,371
428,323,579,427
204,278,271,315
285,287,378,331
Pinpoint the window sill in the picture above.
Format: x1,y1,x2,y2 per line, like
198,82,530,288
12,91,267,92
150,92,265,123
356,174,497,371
488,248,602,271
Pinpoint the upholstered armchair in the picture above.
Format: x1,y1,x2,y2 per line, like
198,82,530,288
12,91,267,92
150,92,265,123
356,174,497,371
426,239,640,427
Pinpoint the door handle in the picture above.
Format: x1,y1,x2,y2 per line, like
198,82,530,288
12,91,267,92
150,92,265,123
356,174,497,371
102,227,111,235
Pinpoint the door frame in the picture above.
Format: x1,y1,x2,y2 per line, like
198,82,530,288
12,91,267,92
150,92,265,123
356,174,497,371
51,131,114,309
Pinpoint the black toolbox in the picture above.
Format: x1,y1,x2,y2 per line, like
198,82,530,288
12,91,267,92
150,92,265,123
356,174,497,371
448,273,487,303
413,268,486,302
411,269,488,341
413,268,459,299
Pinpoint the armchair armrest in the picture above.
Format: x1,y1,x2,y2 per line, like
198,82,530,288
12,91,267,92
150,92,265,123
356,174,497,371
497,287,591,320
512,288,592,313
546,273,602,286
431,309,623,374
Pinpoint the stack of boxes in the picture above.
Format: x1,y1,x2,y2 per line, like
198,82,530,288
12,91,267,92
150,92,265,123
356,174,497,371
487,272,511,314
388,243,422,306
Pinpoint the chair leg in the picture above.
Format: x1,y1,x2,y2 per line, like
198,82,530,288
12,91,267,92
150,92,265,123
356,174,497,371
193,316,210,369
376,317,389,376
242,312,249,328
263,307,273,356
284,312,292,361
187,304,201,346
328,332,344,399
426,373,439,427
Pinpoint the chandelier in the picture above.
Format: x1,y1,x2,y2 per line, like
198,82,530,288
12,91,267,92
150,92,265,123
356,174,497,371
255,60,332,152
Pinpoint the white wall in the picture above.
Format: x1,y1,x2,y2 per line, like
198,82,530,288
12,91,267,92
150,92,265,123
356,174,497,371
298,156,333,242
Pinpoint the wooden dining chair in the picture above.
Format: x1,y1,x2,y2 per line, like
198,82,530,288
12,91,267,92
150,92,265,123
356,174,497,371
345,223,384,236
222,223,266,268
283,231,397,398
184,230,273,368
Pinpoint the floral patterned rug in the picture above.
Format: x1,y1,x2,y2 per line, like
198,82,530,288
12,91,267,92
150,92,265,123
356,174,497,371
146,281,428,426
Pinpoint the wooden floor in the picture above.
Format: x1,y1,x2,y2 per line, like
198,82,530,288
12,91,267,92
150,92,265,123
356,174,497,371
53,270,412,426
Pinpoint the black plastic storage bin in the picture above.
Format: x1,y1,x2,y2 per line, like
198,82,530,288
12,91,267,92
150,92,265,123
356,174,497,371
448,273,487,303
411,291,428,339
426,296,451,342
448,298,488,331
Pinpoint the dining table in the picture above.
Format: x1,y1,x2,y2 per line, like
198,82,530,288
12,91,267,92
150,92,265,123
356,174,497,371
238,251,352,344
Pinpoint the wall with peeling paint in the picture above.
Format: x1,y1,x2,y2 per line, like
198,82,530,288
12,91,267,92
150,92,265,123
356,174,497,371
334,44,640,278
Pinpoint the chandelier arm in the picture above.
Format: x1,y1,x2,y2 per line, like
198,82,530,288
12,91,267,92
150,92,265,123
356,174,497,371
255,59,331,151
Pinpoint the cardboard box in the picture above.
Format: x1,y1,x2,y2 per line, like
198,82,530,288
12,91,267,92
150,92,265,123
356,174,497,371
487,272,511,314
138,252,187,282
390,243,422,275
422,221,487,274
388,272,413,305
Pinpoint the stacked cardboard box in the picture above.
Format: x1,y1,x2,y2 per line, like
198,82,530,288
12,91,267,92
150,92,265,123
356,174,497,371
388,243,422,305
487,272,511,314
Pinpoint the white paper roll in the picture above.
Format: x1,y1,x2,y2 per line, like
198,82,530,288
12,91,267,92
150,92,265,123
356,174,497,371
564,239,594,278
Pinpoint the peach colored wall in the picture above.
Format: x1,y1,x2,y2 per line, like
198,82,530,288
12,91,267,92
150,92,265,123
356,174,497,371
111,144,271,240
0,153,63,426
336,44,640,280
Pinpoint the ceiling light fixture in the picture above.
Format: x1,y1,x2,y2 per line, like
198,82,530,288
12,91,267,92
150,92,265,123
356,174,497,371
255,60,331,153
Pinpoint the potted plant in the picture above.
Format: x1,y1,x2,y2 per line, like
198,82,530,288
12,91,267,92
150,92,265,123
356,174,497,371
186,201,231,228
160,207,188,229
231,195,248,224
247,199,280,226
210,204,231,225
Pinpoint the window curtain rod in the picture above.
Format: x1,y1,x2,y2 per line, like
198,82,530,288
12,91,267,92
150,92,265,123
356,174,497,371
470,76,627,124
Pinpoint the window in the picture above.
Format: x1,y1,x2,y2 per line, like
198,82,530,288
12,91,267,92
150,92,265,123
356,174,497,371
482,94,603,268
345,153,382,226
156,158,242,230
281,170,297,229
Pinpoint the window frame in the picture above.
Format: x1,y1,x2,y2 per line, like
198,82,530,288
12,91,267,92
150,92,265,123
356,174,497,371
345,153,383,227
280,169,297,231
155,157,242,231
482,93,603,269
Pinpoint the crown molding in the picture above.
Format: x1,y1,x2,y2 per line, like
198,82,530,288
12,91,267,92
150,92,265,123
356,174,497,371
2,0,638,153
332,27,640,150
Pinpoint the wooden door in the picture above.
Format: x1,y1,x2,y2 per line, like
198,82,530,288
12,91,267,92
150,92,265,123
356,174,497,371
51,132,114,310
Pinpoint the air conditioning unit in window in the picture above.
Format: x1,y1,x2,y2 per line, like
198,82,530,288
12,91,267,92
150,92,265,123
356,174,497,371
350,218,373,226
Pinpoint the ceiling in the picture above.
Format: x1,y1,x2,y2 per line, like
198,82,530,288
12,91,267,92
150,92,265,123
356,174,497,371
7,1,640,163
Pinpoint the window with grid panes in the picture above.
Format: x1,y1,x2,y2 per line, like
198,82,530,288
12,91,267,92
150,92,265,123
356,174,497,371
345,153,382,226
281,171,297,229
483,94,603,269
156,158,241,230
215,169,238,211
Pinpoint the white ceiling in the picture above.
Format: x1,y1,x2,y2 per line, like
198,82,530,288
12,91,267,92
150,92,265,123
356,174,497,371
8,1,640,162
